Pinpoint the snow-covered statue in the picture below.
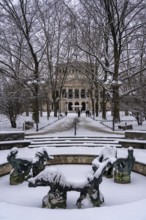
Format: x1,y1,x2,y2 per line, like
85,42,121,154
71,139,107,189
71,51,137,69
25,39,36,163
28,161,110,209
32,149,53,177
76,160,109,208
92,146,117,178
28,167,68,209
7,147,32,185
7,147,53,185
114,147,135,183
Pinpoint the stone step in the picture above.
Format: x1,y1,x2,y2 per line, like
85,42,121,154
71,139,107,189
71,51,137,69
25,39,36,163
26,136,124,140
28,143,122,148
26,135,123,149
30,140,119,144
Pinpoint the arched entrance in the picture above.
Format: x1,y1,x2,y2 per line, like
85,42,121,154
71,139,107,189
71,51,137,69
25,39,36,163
68,102,73,111
75,102,79,112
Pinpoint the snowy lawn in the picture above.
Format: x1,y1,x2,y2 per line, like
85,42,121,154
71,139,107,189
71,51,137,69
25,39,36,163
1,111,146,134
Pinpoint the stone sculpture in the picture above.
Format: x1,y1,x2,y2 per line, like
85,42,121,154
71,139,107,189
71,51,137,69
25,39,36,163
7,147,32,185
114,147,135,183
32,149,53,177
29,167,68,208
28,160,110,209
92,146,117,178
7,147,53,185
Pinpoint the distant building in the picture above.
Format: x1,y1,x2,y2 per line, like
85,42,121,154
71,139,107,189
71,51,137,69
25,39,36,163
50,61,110,114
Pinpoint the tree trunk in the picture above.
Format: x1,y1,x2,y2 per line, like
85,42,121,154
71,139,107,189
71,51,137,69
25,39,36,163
54,102,58,117
113,85,120,122
10,118,17,128
25,104,29,116
32,98,39,123
95,100,99,117
102,88,107,119
92,99,95,116
32,86,39,126
46,99,50,120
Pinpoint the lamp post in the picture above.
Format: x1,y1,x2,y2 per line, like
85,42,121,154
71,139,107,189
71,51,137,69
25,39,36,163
56,96,60,118
92,97,95,119
111,82,116,131
27,78,45,132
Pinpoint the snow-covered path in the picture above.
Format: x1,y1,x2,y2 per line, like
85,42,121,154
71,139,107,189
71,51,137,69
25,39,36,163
31,114,124,137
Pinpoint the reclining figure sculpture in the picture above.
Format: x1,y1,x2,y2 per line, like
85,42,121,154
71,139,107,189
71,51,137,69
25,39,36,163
7,147,53,185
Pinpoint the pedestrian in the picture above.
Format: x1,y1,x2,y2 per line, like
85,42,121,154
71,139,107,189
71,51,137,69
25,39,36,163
78,110,80,117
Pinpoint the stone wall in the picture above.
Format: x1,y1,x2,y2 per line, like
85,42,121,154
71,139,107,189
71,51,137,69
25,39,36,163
46,155,96,165
0,131,25,141
133,161,146,176
0,140,31,150
1,155,146,177
118,140,146,149
0,163,12,176
125,131,146,140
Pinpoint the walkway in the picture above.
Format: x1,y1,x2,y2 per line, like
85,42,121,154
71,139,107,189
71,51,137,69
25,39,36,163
27,113,124,137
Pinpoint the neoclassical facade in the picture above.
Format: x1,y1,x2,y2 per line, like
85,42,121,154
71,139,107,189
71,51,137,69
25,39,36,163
57,62,97,113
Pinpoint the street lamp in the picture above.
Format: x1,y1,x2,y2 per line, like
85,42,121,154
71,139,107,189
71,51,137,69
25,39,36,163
27,78,45,132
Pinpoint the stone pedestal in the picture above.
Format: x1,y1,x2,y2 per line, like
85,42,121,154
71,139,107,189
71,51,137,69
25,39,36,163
114,171,131,183
42,189,67,209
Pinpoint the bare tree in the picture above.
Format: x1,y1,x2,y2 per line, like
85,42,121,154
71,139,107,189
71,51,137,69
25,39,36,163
0,79,27,128
0,0,46,131
70,0,145,122
37,0,72,117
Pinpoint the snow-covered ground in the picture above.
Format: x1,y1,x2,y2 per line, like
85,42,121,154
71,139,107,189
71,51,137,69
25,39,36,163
0,112,146,220
1,111,146,134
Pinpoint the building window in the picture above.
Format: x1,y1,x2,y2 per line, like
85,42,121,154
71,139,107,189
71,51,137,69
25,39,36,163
82,102,86,111
81,89,85,98
68,89,73,99
75,89,79,98
62,89,66,98
68,102,73,111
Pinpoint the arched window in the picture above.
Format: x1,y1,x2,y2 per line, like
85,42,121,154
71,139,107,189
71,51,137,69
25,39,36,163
75,89,79,98
62,89,66,98
75,102,79,105
68,89,73,99
81,89,85,98
82,102,86,111
68,102,73,111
